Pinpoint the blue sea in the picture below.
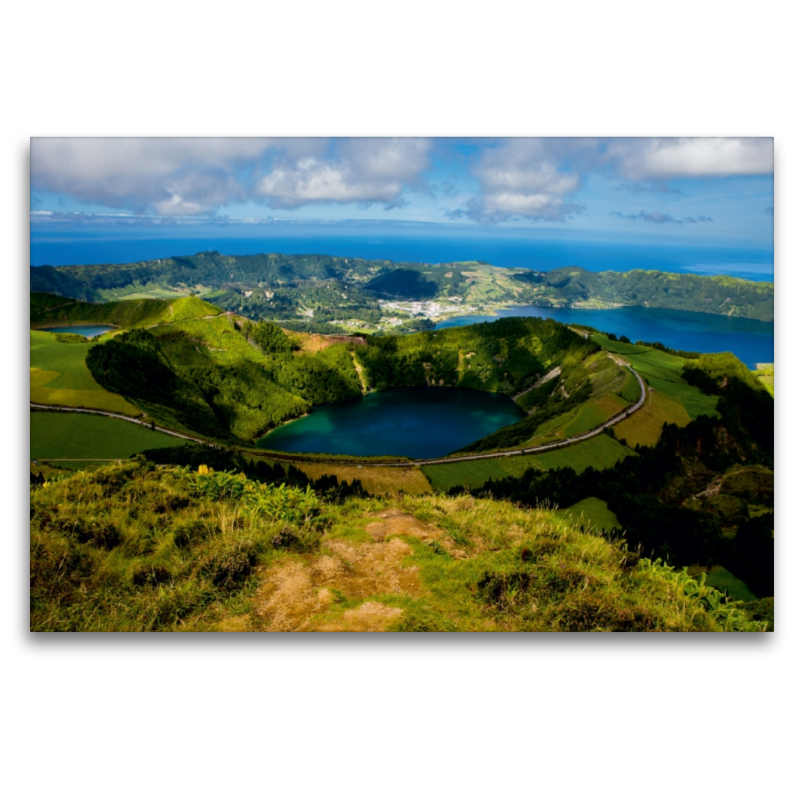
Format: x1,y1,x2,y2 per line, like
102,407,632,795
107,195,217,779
29,230,774,282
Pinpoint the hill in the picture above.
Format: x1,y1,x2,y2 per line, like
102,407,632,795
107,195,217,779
81,310,604,445
529,266,774,321
30,251,774,324
29,460,766,632
31,292,222,328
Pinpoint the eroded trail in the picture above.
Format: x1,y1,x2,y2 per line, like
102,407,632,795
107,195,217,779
253,509,453,631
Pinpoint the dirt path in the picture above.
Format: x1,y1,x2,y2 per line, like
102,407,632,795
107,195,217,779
351,351,368,394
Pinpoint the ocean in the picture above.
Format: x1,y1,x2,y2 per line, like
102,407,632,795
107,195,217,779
29,231,774,282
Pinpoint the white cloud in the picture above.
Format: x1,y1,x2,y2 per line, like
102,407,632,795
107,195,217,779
32,137,432,216
604,137,773,180
31,137,276,215
255,138,431,208
455,139,583,222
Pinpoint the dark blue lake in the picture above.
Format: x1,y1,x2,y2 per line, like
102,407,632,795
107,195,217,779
39,325,114,339
436,305,774,368
256,386,524,459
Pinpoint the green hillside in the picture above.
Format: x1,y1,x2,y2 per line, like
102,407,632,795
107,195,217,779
29,460,766,632
81,313,604,445
527,266,774,321
31,292,222,329
30,251,774,323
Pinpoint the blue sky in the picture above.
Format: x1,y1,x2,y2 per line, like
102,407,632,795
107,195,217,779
30,137,774,250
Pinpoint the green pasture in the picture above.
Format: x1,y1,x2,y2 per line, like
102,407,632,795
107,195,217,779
31,412,182,460
528,434,634,473
95,284,216,302
526,395,625,444
593,334,718,419
423,433,635,490
562,400,618,437
613,389,692,448
30,331,140,415
423,453,542,491
554,497,621,532
619,370,641,402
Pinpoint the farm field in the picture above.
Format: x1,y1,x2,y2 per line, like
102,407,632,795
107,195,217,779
529,395,626,443
613,388,692,448
554,497,621,532
31,411,182,461
95,284,216,301
422,453,542,491
422,433,635,490
592,334,719,420
529,433,634,473
30,330,140,415
295,462,432,495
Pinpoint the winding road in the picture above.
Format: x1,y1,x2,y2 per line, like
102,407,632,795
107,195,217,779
30,363,648,469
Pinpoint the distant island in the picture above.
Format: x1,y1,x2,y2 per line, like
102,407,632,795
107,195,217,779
30,251,775,332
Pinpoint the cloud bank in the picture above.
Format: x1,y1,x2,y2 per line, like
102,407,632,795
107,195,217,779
31,137,772,225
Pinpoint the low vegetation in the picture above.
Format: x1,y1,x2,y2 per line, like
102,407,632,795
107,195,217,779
753,363,774,396
30,461,766,631
30,411,182,461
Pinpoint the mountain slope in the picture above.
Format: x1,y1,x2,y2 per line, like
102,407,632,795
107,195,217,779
29,461,766,632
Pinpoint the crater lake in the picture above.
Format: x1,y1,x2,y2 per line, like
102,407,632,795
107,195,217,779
256,386,525,459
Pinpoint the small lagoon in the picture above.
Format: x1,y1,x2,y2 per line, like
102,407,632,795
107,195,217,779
257,386,524,459
39,325,115,339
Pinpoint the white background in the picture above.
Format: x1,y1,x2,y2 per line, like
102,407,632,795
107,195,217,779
4,2,796,798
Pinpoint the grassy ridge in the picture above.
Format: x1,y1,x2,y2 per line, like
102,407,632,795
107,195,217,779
31,292,222,329
30,461,765,631
754,363,774,396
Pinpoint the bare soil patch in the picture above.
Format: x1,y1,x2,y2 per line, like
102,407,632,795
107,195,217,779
252,511,435,630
